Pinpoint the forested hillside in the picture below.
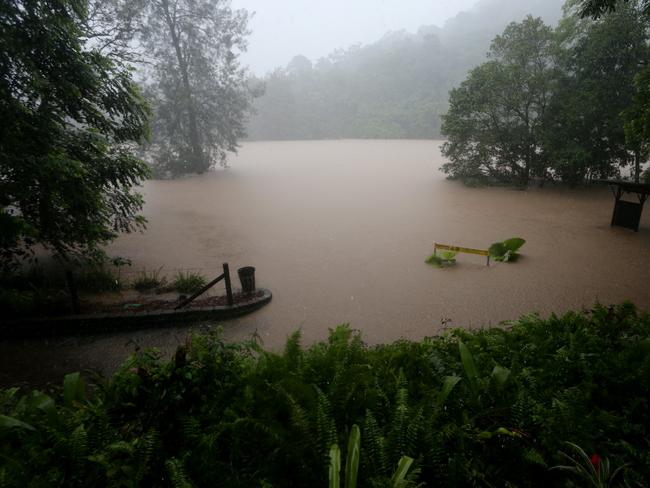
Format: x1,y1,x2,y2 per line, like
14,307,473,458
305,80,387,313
246,0,565,140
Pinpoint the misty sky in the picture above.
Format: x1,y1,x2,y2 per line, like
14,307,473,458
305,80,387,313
230,0,479,75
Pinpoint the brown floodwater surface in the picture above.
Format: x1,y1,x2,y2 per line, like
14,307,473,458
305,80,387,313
2,140,649,385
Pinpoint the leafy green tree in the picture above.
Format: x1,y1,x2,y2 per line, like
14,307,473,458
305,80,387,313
623,69,650,181
134,0,255,176
543,1,650,184
440,17,556,185
0,0,150,267
579,0,650,17
579,0,650,183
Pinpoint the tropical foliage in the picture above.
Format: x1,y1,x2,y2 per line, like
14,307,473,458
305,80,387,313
489,237,526,262
246,0,565,142
425,250,457,268
1,303,649,486
442,2,650,186
0,0,151,268
83,0,257,177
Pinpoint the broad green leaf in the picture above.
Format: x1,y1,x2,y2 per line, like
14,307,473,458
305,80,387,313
345,425,360,488
390,456,414,488
503,237,525,252
63,372,85,407
493,427,522,438
458,341,478,397
0,415,35,431
488,242,507,258
438,375,461,406
425,254,444,267
438,250,457,260
329,444,340,488
491,365,510,385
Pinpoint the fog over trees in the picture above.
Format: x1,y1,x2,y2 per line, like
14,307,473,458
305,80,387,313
88,0,257,177
245,0,566,140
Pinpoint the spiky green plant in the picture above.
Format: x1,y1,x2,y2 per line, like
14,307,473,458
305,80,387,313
172,271,207,295
133,267,167,292
328,424,416,488
552,442,629,488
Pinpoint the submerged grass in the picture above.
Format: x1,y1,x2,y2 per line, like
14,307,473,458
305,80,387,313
133,267,167,292
171,271,206,294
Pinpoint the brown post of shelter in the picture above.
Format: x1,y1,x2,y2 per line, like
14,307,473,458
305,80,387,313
601,180,650,232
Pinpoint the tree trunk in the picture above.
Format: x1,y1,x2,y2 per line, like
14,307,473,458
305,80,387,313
161,0,205,173
634,149,640,183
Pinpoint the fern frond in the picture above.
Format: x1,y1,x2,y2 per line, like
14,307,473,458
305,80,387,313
165,458,194,488
135,429,159,482
70,424,88,474
181,416,202,442
314,386,337,464
284,331,303,372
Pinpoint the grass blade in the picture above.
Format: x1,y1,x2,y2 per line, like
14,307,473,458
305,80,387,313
345,425,360,488
390,456,414,488
329,444,341,488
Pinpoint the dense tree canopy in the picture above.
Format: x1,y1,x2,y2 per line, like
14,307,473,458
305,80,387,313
138,0,255,176
0,0,150,267
81,0,256,177
246,0,565,141
441,2,650,185
440,17,556,185
579,0,650,16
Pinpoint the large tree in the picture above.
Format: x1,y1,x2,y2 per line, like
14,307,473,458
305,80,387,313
133,0,254,176
440,16,557,185
0,0,150,267
543,1,650,184
579,0,650,16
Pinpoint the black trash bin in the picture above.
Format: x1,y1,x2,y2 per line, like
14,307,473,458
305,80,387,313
238,266,256,295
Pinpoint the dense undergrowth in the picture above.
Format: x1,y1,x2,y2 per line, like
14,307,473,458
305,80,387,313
1,303,649,486
0,265,208,318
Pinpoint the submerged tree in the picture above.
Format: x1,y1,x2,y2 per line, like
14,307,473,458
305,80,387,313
0,0,150,267
543,1,650,184
133,0,254,176
441,16,557,185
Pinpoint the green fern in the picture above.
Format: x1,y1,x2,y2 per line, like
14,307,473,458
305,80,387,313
284,331,304,372
363,410,389,477
135,429,159,482
315,386,338,464
166,458,194,488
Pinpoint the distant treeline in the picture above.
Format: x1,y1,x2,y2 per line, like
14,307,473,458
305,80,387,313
246,0,565,140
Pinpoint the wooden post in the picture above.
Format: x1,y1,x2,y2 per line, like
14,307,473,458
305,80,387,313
65,270,80,314
223,263,234,306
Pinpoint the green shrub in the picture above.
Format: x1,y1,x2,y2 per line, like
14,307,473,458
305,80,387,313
74,266,123,293
1,303,649,486
172,271,207,295
426,250,457,268
489,237,526,262
133,267,166,292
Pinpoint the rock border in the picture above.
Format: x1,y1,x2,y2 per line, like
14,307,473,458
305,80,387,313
0,289,272,339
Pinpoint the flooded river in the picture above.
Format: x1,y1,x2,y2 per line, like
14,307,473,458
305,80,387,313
2,140,649,385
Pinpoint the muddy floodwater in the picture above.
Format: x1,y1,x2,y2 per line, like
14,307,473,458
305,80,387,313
2,140,650,386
